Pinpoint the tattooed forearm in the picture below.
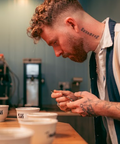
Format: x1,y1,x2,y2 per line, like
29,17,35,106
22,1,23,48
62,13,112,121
116,104,120,110
81,27,99,39
103,101,120,110
79,97,120,119
103,101,112,109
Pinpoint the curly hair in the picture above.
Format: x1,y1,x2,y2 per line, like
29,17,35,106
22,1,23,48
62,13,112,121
27,0,83,43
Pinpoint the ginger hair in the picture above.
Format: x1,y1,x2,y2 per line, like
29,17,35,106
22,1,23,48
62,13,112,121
27,0,83,43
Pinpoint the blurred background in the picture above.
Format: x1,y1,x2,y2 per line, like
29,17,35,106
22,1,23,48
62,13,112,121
0,0,120,107
0,0,120,143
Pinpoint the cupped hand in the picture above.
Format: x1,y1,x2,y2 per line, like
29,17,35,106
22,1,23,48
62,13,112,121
51,90,78,112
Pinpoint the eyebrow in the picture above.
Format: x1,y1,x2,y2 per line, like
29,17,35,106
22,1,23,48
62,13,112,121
48,39,54,46
48,37,58,46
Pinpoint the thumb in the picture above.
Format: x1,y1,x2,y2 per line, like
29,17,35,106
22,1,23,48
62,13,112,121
74,91,83,98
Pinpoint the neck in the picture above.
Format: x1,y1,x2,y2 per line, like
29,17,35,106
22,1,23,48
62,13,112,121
77,12,105,52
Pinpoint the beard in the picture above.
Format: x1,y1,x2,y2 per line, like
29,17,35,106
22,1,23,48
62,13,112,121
62,34,87,63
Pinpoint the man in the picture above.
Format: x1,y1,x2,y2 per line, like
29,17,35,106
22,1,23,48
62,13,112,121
27,0,120,144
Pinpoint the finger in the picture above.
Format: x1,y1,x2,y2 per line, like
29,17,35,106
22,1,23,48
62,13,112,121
56,97,70,103
66,101,77,109
57,103,60,107
74,91,83,98
58,103,70,112
71,108,82,114
65,108,71,112
60,101,71,107
60,107,71,112
54,90,71,95
57,101,71,111
52,90,71,99
71,108,79,114
60,90,71,96
54,90,65,93
51,92,62,98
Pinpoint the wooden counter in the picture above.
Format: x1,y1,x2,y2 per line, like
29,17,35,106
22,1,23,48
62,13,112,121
0,118,88,144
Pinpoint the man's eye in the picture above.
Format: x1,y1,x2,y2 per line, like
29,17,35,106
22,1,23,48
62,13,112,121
53,41,58,46
54,41,57,44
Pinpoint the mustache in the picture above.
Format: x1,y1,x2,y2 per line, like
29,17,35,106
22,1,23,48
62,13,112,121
62,53,70,58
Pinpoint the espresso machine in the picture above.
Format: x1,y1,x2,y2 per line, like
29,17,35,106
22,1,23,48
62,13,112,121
23,58,42,108
0,54,12,105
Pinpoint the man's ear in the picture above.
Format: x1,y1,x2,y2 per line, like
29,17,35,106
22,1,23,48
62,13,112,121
65,17,79,32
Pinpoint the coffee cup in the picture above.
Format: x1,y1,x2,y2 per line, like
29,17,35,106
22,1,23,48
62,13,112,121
0,105,9,122
19,118,58,144
16,107,40,120
0,127,33,144
27,112,58,119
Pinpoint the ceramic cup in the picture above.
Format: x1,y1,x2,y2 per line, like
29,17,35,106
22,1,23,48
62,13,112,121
0,105,9,122
0,127,33,144
19,118,58,144
27,112,58,119
16,107,40,120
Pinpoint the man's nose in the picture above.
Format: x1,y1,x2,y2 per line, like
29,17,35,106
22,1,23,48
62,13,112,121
54,49,63,57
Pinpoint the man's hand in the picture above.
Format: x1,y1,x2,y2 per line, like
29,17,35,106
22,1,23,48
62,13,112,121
67,91,102,117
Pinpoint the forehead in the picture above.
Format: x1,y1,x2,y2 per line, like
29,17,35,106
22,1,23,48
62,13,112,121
41,26,56,44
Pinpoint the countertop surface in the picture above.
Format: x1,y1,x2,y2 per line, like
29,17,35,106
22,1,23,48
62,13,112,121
0,118,88,144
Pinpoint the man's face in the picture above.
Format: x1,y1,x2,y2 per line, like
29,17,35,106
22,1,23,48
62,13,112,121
41,25,87,63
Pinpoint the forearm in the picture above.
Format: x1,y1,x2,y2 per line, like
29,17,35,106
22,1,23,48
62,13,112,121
94,100,120,120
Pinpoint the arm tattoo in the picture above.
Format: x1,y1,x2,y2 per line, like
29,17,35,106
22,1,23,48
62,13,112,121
80,99,120,118
81,27,99,39
80,104,97,117
116,104,120,110
103,101,120,110
80,98,97,117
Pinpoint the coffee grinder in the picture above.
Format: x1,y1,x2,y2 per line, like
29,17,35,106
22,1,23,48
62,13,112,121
23,58,42,108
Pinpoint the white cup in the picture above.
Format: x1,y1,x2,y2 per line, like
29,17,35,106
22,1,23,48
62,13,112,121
19,118,58,144
16,107,40,120
0,105,9,122
27,112,58,119
0,127,33,144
